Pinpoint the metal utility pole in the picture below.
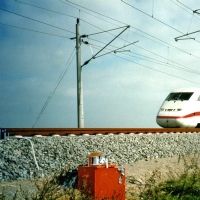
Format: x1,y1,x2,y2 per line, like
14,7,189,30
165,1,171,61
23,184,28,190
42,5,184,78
76,18,84,128
73,18,135,128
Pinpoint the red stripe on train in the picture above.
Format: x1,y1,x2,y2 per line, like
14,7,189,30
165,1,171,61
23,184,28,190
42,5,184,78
157,112,200,119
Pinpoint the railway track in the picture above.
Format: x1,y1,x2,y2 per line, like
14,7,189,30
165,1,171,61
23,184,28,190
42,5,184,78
4,128,200,137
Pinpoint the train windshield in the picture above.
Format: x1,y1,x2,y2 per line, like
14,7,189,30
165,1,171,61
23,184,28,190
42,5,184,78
166,92,193,101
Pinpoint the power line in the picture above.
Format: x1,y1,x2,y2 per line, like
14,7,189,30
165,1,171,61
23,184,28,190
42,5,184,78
114,54,200,85
3,1,199,83
130,26,200,59
15,0,110,39
176,0,193,12
169,0,191,14
169,0,198,34
121,0,200,45
0,7,74,34
87,36,200,76
0,22,71,39
170,0,200,41
121,0,183,34
32,48,76,128
84,25,130,37
62,0,128,26
14,0,76,19
62,0,200,61
15,0,126,42
170,0,200,25
88,40,200,76
134,44,200,74
81,25,131,67
91,43,200,84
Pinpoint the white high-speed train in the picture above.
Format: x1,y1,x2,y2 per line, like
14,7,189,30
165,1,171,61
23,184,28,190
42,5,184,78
156,88,200,128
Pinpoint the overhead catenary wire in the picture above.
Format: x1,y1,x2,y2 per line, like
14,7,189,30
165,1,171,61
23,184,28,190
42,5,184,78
176,0,194,12
14,0,132,42
14,0,76,19
62,0,128,26
32,48,76,128
0,7,74,34
170,0,200,27
121,0,200,46
0,22,71,39
81,25,130,67
14,0,200,60
3,2,199,61
87,37,200,75
87,40,200,76
94,41,138,59
121,0,183,34
14,0,110,37
114,54,200,85
89,43,200,85
61,0,200,61
3,2,200,90
169,0,200,41
169,0,191,14
169,0,195,33
82,25,130,38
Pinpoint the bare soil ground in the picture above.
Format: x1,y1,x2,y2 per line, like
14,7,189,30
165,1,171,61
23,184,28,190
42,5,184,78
1,154,200,199
126,154,200,184
125,154,200,199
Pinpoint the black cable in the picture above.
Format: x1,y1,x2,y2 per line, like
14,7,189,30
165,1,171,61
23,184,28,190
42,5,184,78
90,43,199,84
15,0,76,19
32,48,76,128
114,54,200,85
0,22,71,39
85,25,129,37
61,0,200,61
89,41,200,76
134,44,200,74
0,7,74,34
87,37,200,75
62,0,128,26
15,0,127,41
169,0,191,14
176,0,193,12
122,0,200,45
121,0,183,34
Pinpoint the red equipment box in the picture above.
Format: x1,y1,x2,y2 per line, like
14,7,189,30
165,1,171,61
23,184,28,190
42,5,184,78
78,152,125,200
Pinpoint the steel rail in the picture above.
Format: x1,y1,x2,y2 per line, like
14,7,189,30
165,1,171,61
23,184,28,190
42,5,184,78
5,128,200,137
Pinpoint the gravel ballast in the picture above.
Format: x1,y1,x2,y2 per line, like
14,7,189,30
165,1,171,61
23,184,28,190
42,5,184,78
1,133,200,181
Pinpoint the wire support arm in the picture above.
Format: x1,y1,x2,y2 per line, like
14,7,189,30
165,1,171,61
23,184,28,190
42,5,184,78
175,30,200,42
82,25,130,67
95,40,139,58
193,9,200,15
81,25,130,37
70,25,129,40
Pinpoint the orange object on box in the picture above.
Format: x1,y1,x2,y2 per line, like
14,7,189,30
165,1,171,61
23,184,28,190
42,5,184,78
78,152,125,200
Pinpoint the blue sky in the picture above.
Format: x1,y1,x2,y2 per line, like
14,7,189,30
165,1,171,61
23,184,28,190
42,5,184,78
0,0,200,128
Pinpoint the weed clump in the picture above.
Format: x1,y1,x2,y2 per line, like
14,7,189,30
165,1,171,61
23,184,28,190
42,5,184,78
0,167,90,200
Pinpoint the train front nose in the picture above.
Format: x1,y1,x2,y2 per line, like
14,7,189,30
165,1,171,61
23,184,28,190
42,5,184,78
156,116,180,128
